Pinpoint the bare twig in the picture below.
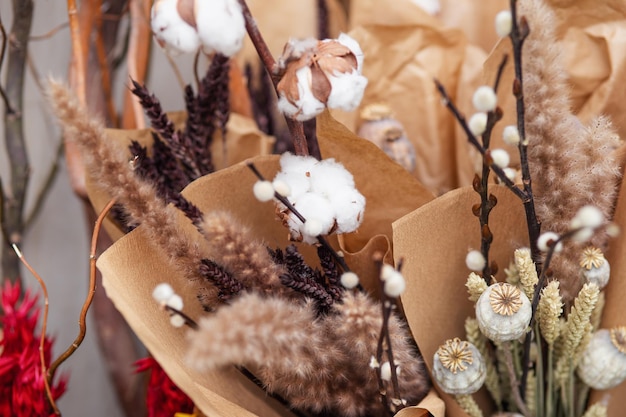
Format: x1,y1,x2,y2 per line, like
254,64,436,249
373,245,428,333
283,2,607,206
29,22,70,41
2,0,34,284
12,244,61,415
48,198,117,379
0,16,14,114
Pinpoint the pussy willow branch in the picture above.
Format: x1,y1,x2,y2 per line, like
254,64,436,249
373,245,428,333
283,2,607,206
374,253,403,416
12,244,61,415
476,54,508,282
434,80,524,201
2,0,34,285
47,198,117,380
237,0,311,156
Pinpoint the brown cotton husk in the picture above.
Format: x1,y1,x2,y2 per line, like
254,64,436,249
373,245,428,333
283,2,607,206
394,185,529,416
332,0,487,195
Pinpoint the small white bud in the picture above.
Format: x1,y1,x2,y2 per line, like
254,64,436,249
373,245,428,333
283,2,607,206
495,10,513,38
570,205,604,230
466,250,486,272
341,271,360,289
503,167,517,182
369,356,380,368
169,314,186,328
272,179,291,197
606,223,620,238
303,218,324,238
472,86,498,112
384,271,406,297
253,180,275,202
502,125,520,145
380,264,396,281
537,232,563,253
380,361,392,381
152,283,174,303
469,113,488,136
490,149,510,169
166,294,184,311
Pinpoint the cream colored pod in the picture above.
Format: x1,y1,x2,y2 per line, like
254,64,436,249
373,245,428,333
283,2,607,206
433,338,486,395
577,327,626,390
475,282,532,342
580,247,611,289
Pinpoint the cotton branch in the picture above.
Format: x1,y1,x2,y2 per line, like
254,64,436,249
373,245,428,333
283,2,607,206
237,0,311,156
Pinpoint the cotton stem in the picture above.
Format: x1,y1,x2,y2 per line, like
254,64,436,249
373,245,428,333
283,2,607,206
238,0,311,156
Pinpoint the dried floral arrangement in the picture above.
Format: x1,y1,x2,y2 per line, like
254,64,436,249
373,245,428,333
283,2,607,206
24,0,626,416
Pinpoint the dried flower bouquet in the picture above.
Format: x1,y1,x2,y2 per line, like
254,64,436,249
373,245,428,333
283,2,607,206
45,0,626,416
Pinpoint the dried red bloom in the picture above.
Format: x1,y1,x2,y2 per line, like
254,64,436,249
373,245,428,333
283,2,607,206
0,281,67,417
135,357,194,417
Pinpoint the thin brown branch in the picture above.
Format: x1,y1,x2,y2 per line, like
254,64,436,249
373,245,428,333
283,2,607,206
47,198,117,379
24,138,64,228
67,0,87,106
94,2,119,127
13,244,61,415
238,0,310,156
29,22,70,41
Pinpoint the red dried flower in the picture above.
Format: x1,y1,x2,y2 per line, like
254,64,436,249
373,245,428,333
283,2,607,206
0,281,67,417
135,356,194,417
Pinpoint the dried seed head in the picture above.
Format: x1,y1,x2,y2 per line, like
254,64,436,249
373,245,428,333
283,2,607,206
489,283,523,316
437,338,473,374
580,247,605,270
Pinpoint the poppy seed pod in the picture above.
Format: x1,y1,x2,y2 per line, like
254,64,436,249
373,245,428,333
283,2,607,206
577,328,626,390
475,282,532,342
433,338,486,395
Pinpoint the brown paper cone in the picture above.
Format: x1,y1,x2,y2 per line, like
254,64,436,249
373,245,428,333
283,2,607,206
394,185,529,417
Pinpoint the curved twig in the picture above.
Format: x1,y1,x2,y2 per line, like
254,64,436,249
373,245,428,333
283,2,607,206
47,198,117,379
12,244,61,415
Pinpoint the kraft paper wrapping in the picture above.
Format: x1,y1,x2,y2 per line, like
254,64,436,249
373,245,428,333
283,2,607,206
93,112,443,415
333,0,486,195
393,186,530,417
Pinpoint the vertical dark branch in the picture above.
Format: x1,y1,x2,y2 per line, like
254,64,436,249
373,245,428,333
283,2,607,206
317,0,329,40
509,0,540,261
2,0,34,284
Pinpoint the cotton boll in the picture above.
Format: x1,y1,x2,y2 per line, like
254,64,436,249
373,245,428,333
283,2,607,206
278,67,326,121
304,218,324,238
337,33,365,72
278,152,318,174
273,171,310,202
469,113,488,136
472,86,497,112
326,70,368,112
309,159,355,197
194,0,246,57
293,192,336,237
328,187,365,233
151,0,201,54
